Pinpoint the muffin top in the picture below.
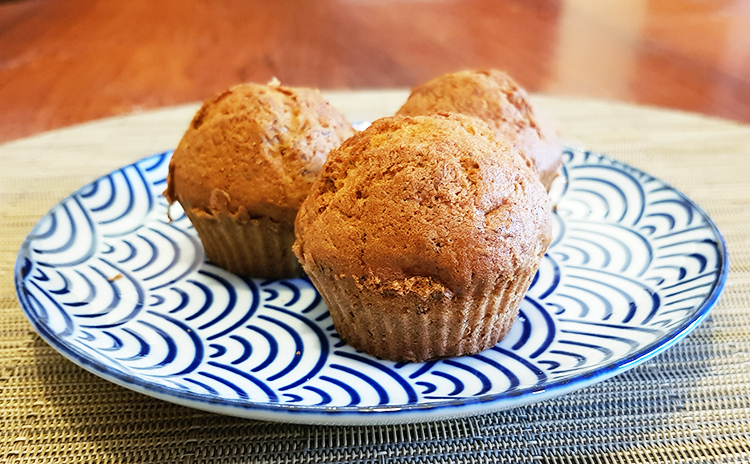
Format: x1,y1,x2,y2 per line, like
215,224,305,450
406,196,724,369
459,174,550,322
396,69,562,189
166,82,356,224
294,113,552,297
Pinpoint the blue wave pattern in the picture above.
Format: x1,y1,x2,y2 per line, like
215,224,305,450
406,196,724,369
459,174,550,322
17,148,724,411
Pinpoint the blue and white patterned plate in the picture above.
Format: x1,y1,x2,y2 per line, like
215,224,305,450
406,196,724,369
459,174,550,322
15,148,727,425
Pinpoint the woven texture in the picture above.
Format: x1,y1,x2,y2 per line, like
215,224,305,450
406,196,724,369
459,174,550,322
1,91,749,463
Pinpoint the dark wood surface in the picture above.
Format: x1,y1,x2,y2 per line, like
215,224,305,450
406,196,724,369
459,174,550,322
2,0,749,143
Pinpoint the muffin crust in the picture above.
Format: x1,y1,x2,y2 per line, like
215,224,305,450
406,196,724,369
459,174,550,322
397,69,562,190
166,82,355,225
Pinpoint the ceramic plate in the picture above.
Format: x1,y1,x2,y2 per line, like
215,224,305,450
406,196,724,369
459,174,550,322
15,147,727,425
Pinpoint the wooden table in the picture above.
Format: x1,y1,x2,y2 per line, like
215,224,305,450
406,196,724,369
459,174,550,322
2,0,750,143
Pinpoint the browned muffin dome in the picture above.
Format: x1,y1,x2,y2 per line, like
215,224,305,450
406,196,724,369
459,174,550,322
397,69,562,190
294,113,552,362
166,81,355,278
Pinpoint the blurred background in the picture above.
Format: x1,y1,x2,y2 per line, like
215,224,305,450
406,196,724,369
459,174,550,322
1,0,749,143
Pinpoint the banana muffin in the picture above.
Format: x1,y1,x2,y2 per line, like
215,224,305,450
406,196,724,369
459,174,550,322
293,113,552,362
397,69,562,190
166,81,355,278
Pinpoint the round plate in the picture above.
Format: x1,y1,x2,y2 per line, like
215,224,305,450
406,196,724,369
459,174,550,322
15,148,727,425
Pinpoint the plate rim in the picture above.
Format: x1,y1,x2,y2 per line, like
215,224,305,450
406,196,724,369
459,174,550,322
14,148,729,425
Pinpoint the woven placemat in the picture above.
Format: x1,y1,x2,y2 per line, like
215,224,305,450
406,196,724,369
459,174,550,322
1,91,749,463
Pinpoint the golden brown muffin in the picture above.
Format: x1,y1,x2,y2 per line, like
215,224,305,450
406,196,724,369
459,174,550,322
166,81,355,278
293,113,552,362
397,69,562,190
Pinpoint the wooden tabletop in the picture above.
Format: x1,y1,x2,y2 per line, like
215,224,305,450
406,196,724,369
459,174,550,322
2,0,749,144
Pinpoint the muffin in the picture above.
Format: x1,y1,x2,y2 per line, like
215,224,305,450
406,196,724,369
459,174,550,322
166,81,356,278
293,113,552,362
397,69,562,190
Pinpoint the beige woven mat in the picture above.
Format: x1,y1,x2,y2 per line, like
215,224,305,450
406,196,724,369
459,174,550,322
1,91,749,463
